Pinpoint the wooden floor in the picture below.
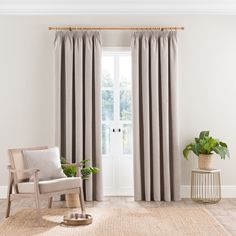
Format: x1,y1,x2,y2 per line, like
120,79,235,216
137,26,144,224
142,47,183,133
0,197,236,235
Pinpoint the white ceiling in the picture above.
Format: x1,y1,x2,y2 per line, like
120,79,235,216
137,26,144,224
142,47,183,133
1,0,236,14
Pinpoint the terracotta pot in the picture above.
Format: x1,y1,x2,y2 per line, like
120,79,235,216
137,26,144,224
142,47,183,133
198,154,214,170
66,193,80,208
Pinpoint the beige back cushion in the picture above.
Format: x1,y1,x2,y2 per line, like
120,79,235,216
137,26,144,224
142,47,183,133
8,147,48,181
23,147,66,181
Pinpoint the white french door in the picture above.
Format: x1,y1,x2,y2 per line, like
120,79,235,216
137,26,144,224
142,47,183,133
101,48,134,196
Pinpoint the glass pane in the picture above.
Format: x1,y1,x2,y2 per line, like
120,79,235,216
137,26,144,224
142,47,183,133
102,56,114,87
120,90,132,121
119,55,131,87
102,90,114,121
122,124,133,155
102,124,111,155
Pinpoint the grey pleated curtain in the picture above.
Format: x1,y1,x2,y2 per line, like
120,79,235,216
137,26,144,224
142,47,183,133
132,31,180,201
54,31,103,201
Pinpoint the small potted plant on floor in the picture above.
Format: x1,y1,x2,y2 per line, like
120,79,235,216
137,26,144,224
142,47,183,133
61,157,100,207
183,131,230,170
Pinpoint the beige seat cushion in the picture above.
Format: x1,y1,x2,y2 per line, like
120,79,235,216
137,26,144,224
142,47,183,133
18,177,81,194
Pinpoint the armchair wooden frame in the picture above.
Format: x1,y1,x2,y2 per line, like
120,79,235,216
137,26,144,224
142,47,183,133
6,146,85,218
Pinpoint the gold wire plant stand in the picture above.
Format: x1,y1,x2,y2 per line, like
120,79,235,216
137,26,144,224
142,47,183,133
191,169,221,203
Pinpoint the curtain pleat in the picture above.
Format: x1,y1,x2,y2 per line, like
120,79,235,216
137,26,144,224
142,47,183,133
132,34,142,200
54,31,103,201
93,36,102,200
64,34,73,164
150,35,161,201
132,31,180,202
141,34,151,201
74,33,83,165
54,33,62,150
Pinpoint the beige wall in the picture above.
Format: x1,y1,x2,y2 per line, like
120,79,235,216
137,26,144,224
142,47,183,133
0,15,236,188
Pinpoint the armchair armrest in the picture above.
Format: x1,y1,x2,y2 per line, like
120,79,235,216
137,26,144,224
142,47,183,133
7,165,40,175
7,166,40,189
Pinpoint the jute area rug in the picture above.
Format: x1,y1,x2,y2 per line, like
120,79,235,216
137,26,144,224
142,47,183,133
0,207,230,236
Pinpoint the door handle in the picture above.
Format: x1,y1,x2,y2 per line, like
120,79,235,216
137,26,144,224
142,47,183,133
112,128,121,132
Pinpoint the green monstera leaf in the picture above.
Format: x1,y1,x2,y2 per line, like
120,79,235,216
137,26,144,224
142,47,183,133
183,131,230,160
61,158,100,179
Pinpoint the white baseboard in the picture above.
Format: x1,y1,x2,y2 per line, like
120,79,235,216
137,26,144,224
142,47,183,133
181,185,236,198
0,185,236,199
0,186,7,199
104,187,134,197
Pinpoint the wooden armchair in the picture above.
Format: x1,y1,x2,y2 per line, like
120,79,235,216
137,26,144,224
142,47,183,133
6,146,85,218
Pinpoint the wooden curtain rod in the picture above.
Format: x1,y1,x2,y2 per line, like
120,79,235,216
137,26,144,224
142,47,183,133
48,26,184,31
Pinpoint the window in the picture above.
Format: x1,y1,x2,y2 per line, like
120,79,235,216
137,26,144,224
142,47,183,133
101,49,132,156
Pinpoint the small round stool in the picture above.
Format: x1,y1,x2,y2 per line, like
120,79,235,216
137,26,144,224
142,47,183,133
191,169,221,203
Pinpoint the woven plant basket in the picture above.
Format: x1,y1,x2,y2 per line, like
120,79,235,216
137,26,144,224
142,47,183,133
198,154,214,170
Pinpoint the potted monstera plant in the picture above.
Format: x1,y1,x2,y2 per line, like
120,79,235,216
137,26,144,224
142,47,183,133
61,157,100,208
183,131,230,170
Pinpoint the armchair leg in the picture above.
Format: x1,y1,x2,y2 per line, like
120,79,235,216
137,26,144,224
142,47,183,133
35,193,41,214
79,186,86,214
6,197,11,218
48,197,53,208
35,194,42,225
33,171,42,220
5,172,13,218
